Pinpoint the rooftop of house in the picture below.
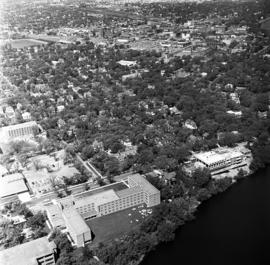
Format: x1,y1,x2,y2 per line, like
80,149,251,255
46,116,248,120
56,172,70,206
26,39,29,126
117,60,137,67
0,236,56,265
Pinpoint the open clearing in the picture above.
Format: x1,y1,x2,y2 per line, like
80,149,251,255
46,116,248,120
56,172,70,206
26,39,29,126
87,204,153,244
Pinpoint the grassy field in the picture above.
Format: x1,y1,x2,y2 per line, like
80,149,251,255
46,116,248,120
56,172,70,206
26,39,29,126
87,204,152,244
10,39,48,49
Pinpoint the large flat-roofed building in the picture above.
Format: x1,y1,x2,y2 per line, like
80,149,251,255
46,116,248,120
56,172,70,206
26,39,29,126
0,236,57,265
0,121,39,143
67,174,160,217
46,174,160,246
128,174,160,207
62,208,92,247
0,173,29,198
193,148,245,171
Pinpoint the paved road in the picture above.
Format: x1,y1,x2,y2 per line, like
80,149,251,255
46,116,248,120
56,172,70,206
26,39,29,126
76,154,104,179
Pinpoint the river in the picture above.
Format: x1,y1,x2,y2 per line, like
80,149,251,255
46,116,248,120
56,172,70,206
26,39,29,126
141,166,270,265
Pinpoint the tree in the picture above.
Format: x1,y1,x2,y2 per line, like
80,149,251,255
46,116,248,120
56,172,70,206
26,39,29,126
196,188,211,201
81,146,95,160
235,168,246,180
109,141,125,154
219,132,238,147
192,168,211,187
213,177,233,193
26,211,46,230
104,157,120,176
156,221,176,242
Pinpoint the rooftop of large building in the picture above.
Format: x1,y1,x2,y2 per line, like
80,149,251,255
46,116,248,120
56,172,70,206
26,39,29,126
46,204,66,228
193,148,244,166
116,185,143,198
0,173,29,198
0,121,38,132
74,181,128,200
128,174,160,195
62,207,91,235
0,236,56,265
75,189,120,207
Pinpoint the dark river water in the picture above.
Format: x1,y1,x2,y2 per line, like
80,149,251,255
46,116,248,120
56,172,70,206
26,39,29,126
141,166,270,265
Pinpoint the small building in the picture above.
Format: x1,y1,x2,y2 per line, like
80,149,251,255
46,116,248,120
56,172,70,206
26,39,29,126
0,236,57,265
118,60,137,67
5,106,15,119
57,105,65,113
183,119,197,130
229,93,240,104
122,72,141,82
22,112,32,121
226,110,242,118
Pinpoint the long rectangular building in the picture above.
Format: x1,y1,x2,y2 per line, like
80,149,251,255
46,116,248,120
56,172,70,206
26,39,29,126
46,174,160,247
0,121,39,143
193,147,245,171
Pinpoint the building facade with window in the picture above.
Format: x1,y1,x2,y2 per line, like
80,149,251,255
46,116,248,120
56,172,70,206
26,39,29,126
46,174,160,247
0,121,39,143
193,148,245,171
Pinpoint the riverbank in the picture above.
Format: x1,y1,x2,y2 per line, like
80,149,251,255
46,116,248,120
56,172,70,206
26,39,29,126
140,166,270,265
134,163,255,265
94,156,257,265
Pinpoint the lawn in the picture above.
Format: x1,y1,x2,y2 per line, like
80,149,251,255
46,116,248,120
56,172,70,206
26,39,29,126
87,204,152,244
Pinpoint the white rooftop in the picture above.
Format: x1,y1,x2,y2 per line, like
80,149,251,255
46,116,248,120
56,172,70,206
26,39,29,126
0,179,28,198
75,189,119,208
129,174,159,195
0,173,28,198
62,207,90,235
193,149,244,166
117,60,137,67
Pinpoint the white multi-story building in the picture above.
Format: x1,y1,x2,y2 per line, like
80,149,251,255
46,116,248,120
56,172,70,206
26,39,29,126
193,148,245,171
46,174,160,247
62,208,92,247
0,121,39,143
